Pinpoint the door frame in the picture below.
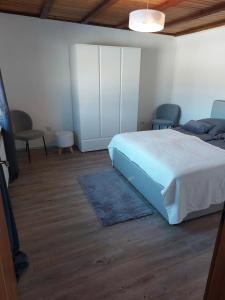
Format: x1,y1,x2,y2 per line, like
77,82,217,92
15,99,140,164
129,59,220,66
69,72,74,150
0,192,19,300
204,203,225,300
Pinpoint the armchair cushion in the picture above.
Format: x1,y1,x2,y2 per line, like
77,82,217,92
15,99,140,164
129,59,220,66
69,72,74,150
152,119,174,126
14,130,44,141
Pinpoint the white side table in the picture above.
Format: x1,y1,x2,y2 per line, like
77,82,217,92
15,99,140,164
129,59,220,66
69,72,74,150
55,131,74,155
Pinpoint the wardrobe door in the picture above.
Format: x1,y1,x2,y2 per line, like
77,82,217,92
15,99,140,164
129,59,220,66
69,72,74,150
120,47,141,133
100,46,121,137
76,45,100,140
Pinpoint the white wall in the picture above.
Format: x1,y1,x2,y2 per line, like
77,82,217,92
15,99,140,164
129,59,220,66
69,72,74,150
0,13,176,148
172,26,225,124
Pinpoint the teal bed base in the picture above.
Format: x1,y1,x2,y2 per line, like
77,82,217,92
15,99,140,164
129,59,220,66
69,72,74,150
113,148,223,224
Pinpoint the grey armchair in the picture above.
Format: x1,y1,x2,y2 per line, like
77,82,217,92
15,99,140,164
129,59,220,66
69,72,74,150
152,104,181,130
10,110,47,162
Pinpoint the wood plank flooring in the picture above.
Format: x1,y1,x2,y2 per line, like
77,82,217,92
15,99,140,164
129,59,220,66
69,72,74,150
9,148,221,300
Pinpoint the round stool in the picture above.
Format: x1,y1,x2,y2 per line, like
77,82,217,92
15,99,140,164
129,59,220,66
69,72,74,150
55,131,74,155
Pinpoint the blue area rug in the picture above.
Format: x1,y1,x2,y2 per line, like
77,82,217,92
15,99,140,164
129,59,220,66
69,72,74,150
78,169,153,226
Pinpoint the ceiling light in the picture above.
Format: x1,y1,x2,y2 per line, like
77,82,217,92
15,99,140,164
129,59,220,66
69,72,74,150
129,8,165,33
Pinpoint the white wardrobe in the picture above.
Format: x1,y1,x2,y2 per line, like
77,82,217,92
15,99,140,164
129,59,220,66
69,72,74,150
70,44,141,152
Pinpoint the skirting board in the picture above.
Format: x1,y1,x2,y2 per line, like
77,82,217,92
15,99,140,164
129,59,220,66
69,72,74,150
77,137,112,152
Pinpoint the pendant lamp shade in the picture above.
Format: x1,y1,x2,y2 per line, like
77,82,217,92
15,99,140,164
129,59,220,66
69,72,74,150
129,9,165,32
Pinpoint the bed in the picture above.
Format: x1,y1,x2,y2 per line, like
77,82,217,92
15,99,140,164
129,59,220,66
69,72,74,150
108,100,225,225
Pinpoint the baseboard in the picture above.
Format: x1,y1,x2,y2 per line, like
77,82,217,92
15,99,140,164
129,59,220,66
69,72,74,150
77,137,112,152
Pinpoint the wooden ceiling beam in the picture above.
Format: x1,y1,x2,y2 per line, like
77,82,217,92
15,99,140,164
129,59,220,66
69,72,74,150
175,19,225,36
40,0,54,19
156,0,186,10
167,2,225,28
80,0,120,24
116,0,186,29
0,9,37,18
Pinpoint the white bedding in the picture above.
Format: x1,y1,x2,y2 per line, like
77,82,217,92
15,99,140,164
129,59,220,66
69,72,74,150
108,129,225,224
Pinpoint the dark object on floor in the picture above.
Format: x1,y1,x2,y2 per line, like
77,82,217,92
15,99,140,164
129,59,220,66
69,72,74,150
0,70,19,181
0,164,28,279
78,169,153,226
14,251,29,280
10,110,47,163
152,103,181,130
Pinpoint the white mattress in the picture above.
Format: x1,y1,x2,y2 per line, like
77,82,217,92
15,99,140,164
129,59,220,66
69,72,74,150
108,129,225,224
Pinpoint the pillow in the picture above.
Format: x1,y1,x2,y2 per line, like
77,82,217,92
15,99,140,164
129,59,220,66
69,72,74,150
200,118,225,136
182,120,214,134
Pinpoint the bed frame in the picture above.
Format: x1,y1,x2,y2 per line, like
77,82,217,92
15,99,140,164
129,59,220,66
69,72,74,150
113,149,223,223
112,100,225,224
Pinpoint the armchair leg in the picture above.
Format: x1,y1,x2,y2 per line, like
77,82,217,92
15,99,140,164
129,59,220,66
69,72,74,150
42,136,47,158
26,141,31,163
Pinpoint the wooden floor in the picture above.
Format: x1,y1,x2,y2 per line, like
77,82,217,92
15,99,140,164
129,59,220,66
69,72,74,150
9,148,221,300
